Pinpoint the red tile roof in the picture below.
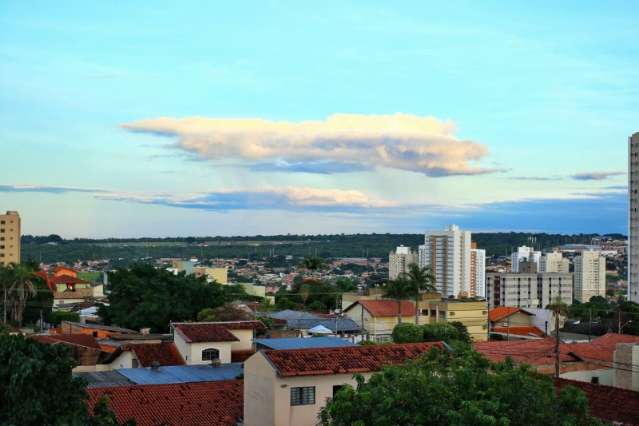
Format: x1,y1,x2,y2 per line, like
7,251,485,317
263,342,443,377
231,350,255,362
87,380,243,426
566,333,639,363
348,300,416,317
492,326,545,338
474,338,579,366
125,342,185,367
32,333,101,349
488,307,532,322
174,324,239,343
555,379,639,425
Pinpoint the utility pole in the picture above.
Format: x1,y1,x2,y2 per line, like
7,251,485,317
554,310,560,378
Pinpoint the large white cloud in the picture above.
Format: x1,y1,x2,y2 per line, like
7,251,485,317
122,114,496,176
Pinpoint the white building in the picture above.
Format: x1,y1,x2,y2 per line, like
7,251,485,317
388,245,417,280
510,246,541,273
574,251,607,302
629,131,639,303
470,248,486,298
418,225,472,297
486,272,573,309
539,251,570,273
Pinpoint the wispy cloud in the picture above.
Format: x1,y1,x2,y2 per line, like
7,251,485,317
0,184,105,194
571,171,625,181
508,176,563,181
122,114,500,177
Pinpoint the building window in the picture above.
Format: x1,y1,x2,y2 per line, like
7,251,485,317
291,386,315,406
202,348,220,361
132,359,139,368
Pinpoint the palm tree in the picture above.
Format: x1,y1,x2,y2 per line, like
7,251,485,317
383,276,411,324
7,263,37,326
301,257,323,272
405,263,436,324
0,264,10,324
546,296,569,378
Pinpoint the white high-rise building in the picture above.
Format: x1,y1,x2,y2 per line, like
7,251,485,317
628,132,639,303
539,251,570,273
574,251,607,302
388,245,417,280
510,246,541,272
418,225,472,297
486,272,573,309
470,248,486,298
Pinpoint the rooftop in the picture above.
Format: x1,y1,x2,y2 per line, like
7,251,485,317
488,307,532,322
555,378,639,425
345,300,416,318
173,323,239,343
262,342,442,377
87,380,243,426
255,337,355,350
32,333,101,349
125,342,185,367
492,326,545,338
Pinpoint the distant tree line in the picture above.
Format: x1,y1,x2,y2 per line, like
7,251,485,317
21,232,626,263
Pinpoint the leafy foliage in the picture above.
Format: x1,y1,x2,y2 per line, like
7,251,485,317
98,264,242,332
0,334,88,425
392,322,472,346
48,310,81,325
320,348,602,426
392,323,423,343
197,303,253,322
568,296,639,336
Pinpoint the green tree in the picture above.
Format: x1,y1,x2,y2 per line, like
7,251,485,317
320,348,602,426
383,276,412,323
301,257,324,271
335,277,357,292
0,334,88,425
392,322,423,343
98,264,232,332
48,310,81,326
404,263,435,323
4,263,39,325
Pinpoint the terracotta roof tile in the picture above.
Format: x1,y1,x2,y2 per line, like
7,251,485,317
174,324,239,343
488,307,532,322
492,326,545,337
474,338,579,366
566,333,639,363
263,342,443,377
349,300,416,317
49,275,90,285
555,379,639,425
32,333,100,349
126,342,185,367
87,380,243,426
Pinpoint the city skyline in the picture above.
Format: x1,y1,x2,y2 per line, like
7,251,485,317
1,2,637,237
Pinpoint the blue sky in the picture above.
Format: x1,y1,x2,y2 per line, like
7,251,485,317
0,1,637,237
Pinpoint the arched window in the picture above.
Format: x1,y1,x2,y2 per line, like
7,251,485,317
202,348,220,361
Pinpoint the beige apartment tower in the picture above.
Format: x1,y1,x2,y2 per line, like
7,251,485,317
388,245,417,280
0,211,21,266
629,132,639,303
574,251,606,302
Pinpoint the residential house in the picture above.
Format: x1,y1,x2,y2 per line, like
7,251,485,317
254,337,355,351
171,320,265,364
424,298,489,342
243,342,443,426
488,307,545,339
106,341,185,370
32,333,103,366
343,300,416,341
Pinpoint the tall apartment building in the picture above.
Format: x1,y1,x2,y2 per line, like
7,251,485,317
486,272,573,309
418,225,471,297
510,246,541,272
388,245,417,280
0,211,21,266
470,248,486,298
539,251,570,273
628,132,639,303
574,251,606,302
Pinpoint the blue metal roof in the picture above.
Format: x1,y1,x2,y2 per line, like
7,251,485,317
117,363,244,385
255,337,355,350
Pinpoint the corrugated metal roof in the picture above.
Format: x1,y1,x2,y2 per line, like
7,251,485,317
117,363,244,385
76,371,135,388
285,318,361,332
255,337,355,350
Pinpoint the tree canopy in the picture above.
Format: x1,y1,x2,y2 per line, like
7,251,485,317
392,322,472,346
320,348,602,426
98,264,251,332
0,333,88,425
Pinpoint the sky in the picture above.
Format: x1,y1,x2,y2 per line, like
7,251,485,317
0,1,637,237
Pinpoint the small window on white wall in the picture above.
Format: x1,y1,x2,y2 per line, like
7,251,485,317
202,348,220,361
132,359,139,368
